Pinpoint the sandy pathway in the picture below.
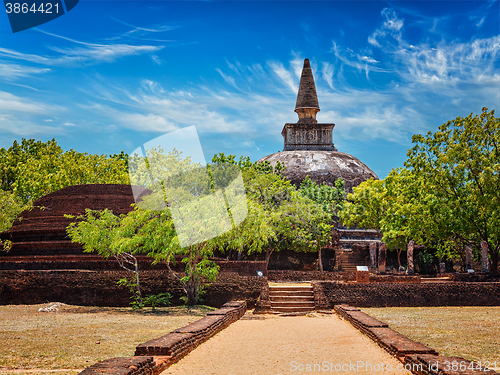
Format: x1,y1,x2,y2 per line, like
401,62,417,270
163,312,413,374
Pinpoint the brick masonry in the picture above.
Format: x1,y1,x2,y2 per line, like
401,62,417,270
80,301,247,375
334,305,498,375
268,270,422,283
317,281,500,307
0,270,265,308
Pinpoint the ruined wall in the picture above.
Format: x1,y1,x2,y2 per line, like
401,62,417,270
0,270,265,308
0,256,267,276
317,281,500,307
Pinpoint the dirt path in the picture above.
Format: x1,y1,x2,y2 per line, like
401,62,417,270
163,312,414,374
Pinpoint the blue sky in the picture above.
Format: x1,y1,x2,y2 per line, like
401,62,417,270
0,0,499,179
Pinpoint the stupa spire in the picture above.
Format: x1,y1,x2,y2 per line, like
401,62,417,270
294,58,320,122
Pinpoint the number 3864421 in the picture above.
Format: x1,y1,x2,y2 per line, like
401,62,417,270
5,2,60,14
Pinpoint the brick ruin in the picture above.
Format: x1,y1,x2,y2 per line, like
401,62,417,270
0,184,151,257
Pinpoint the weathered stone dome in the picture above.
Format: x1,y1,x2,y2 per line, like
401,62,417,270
259,59,378,193
259,151,378,193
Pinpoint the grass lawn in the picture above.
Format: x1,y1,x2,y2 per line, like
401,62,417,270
0,303,215,375
362,306,500,370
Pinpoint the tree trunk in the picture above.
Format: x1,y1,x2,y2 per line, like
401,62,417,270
265,248,273,269
134,260,143,306
318,248,323,272
397,248,402,270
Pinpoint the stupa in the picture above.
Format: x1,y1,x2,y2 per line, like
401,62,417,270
259,58,378,193
259,59,382,271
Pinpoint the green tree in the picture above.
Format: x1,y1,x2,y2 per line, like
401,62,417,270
338,177,409,268
0,190,31,251
298,176,345,270
0,139,130,244
340,108,500,273
0,138,62,193
65,208,145,307
212,154,333,270
15,149,129,204
405,107,500,273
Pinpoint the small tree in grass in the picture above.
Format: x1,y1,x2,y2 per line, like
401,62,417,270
66,208,145,308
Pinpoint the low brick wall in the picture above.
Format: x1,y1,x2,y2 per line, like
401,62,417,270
334,305,498,375
253,281,271,313
0,255,267,276
80,301,246,375
317,281,500,307
0,270,265,308
269,270,421,283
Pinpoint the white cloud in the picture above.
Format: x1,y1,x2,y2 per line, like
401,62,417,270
151,55,163,65
0,30,164,66
322,62,335,89
0,91,52,114
216,68,238,89
269,61,298,93
0,114,62,136
358,55,378,64
381,8,404,32
0,62,50,79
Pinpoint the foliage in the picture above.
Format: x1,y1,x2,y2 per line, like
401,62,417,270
339,178,386,230
0,138,129,204
67,146,224,305
299,176,345,218
211,152,285,174
298,176,345,271
117,277,144,309
143,292,171,311
417,251,435,275
66,208,144,307
339,108,500,272
213,154,333,269
0,190,32,251
405,107,500,272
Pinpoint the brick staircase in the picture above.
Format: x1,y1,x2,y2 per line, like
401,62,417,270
336,228,382,272
336,250,367,272
269,283,315,314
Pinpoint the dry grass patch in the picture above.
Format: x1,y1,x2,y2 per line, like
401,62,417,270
0,303,215,375
362,306,500,368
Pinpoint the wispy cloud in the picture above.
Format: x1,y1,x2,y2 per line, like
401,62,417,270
0,91,65,136
0,29,164,66
269,61,298,93
0,62,50,79
216,68,238,89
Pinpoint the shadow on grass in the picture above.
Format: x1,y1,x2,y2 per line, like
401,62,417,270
60,304,217,316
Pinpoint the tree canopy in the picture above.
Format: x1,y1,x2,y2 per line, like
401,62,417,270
340,108,500,272
0,138,129,204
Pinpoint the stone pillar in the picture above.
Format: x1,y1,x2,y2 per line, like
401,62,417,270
481,241,489,273
369,242,377,270
465,245,473,271
407,240,414,274
378,243,386,272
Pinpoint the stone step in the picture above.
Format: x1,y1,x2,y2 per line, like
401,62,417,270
271,301,315,308
269,285,313,290
268,283,315,313
270,295,314,302
271,306,315,313
269,290,313,297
